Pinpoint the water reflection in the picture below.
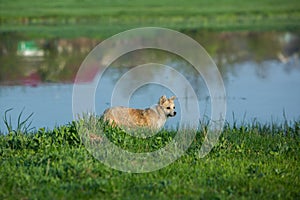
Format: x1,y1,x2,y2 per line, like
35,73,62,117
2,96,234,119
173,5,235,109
0,35,99,85
1,31,299,86
0,31,300,130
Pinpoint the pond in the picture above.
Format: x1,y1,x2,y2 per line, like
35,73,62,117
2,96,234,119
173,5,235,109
0,31,300,132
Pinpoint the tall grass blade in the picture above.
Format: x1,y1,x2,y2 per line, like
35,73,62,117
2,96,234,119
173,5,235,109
2,108,34,134
3,108,13,133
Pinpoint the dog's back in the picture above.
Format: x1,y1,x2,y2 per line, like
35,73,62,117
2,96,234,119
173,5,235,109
103,106,164,130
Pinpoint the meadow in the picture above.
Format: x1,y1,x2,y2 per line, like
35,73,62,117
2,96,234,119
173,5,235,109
1,0,300,38
0,113,299,199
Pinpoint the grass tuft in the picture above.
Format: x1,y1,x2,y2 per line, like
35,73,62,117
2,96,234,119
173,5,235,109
3,108,34,135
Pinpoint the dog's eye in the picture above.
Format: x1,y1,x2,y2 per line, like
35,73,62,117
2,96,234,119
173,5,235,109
173,106,175,109
166,106,171,109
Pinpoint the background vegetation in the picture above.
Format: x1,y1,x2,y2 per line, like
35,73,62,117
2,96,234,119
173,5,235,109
1,0,300,38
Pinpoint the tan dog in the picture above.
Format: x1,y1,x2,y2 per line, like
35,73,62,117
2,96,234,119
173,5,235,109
103,95,176,131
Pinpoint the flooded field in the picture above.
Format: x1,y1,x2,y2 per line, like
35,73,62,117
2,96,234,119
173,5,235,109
0,31,300,131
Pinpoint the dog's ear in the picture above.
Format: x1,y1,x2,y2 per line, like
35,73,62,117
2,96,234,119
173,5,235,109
169,96,176,101
159,95,167,105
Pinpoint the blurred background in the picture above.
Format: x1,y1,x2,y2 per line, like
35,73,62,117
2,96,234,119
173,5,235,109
1,0,300,131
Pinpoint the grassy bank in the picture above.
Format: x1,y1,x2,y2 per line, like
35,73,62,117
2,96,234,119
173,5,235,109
1,0,300,38
0,118,299,199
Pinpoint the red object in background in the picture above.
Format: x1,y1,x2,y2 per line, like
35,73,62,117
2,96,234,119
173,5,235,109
73,64,100,83
21,72,42,87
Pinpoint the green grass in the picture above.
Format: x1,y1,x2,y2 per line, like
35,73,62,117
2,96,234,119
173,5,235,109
1,0,300,38
0,115,299,199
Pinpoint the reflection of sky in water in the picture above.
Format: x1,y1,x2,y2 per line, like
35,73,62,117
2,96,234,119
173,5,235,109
226,60,300,124
1,59,300,132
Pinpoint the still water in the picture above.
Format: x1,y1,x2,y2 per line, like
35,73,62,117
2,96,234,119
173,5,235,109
0,31,300,132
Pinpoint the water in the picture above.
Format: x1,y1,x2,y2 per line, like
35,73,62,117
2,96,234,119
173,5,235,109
1,31,300,132
225,60,300,123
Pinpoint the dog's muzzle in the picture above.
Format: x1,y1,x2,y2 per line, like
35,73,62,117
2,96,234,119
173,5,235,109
168,111,176,117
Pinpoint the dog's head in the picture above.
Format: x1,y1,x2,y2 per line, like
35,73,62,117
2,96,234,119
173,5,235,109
158,95,176,117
